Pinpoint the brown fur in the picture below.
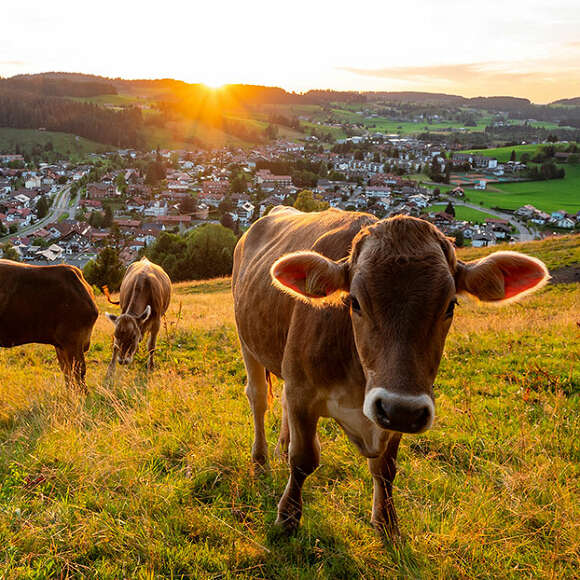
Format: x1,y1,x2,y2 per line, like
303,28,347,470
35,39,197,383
232,207,548,540
106,258,171,376
0,259,98,390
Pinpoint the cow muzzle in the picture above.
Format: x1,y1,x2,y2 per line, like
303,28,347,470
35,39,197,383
363,389,434,434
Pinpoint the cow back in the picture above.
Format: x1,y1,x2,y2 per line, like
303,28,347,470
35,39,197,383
0,260,98,348
232,207,375,377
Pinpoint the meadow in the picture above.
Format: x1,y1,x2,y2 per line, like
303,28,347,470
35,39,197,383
0,128,111,158
0,238,579,578
460,165,580,214
426,204,497,223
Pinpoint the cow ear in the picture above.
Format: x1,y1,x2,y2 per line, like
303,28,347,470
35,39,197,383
456,251,549,303
271,251,349,303
105,312,118,325
138,305,151,322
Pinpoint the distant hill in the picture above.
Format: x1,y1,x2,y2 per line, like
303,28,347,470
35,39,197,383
363,91,467,106
551,97,580,106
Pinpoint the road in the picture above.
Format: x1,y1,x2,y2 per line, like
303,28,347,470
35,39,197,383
1,185,77,242
441,195,536,241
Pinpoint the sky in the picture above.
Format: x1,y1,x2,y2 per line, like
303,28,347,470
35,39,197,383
1,0,579,103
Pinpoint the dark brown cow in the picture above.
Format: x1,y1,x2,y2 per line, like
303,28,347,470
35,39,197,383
0,259,98,389
232,207,549,540
105,258,171,376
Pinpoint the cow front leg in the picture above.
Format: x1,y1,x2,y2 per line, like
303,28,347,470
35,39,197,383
241,345,270,471
55,346,73,388
368,432,402,542
106,345,118,381
147,321,160,371
276,405,320,533
70,349,88,393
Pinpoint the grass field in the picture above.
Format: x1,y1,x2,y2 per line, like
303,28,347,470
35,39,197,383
426,204,497,223
0,236,579,578
461,165,580,214
0,128,111,157
459,144,578,164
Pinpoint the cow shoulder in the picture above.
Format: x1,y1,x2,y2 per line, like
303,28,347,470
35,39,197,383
312,211,377,261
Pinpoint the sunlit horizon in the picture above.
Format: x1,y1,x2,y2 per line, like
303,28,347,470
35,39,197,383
2,0,580,104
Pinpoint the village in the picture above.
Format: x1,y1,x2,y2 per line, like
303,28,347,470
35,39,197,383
0,134,578,268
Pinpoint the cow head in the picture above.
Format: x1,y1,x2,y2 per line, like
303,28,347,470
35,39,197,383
105,306,151,365
271,216,548,435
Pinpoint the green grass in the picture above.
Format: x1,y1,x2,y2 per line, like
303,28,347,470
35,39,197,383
457,234,580,270
0,244,579,578
427,204,498,223
0,128,111,157
70,94,148,107
460,165,580,214
459,144,577,164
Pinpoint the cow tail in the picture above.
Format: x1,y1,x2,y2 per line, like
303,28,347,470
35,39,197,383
102,285,120,305
265,369,274,407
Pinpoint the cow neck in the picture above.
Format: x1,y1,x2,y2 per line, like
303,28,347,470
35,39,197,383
124,276,149,318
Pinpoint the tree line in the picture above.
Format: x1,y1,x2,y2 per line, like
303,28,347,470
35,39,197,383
0,87,143,148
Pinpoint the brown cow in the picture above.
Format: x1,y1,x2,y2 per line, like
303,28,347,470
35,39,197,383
105,258,171,376
0,259,98,389
232,207,549,540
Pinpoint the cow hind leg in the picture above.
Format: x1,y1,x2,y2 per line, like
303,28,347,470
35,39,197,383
276,401,320,533
274,384,290,459
241,345,270,471
368,432,402,542
147,320,160,371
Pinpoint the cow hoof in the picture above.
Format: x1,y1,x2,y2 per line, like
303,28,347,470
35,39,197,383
251,457,270,476
372,521,402,545
274,441,289,461
274,515,300,536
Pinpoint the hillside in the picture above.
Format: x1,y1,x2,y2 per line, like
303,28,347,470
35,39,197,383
0,238,579,577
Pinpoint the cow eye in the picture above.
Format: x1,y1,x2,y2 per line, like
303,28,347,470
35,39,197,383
349,295,361,315
445,298,458,319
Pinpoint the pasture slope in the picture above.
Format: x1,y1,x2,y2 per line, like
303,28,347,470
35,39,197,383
0,236,579,578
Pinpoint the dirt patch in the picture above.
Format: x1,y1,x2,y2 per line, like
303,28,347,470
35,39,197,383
549,265,580,284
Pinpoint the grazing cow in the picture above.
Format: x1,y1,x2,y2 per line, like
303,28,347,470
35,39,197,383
232,207,549,539
0,260,98,389
105,258,171,376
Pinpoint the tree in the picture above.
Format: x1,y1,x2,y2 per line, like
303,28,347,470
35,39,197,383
35,195,49,219
510,149,517,162
220,212,236,231
180,194,197,214
1,243,20,261
293,190,329,213
444,201,455,217
146,224,237,282
103,205,114,228
83,246,125,291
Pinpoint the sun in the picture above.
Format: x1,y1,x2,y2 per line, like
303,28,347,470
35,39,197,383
203,80,225,90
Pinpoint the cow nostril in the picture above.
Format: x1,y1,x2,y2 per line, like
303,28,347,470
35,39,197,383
375,398,391,426
411,405,431,431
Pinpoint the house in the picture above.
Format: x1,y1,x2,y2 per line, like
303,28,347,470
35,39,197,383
87,182,118,200
255,169,292,188
557,217,575,229
236,201,255,224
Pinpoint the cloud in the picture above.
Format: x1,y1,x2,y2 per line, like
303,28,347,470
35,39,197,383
338,60,580,102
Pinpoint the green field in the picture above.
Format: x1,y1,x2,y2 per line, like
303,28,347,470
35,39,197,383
459,144,579,163
0,128,111,157
460,165,580,214
426,204,497,223
71,94,148,107
0,234,579,577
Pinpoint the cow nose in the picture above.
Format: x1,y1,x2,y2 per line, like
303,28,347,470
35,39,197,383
364,390,434,433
